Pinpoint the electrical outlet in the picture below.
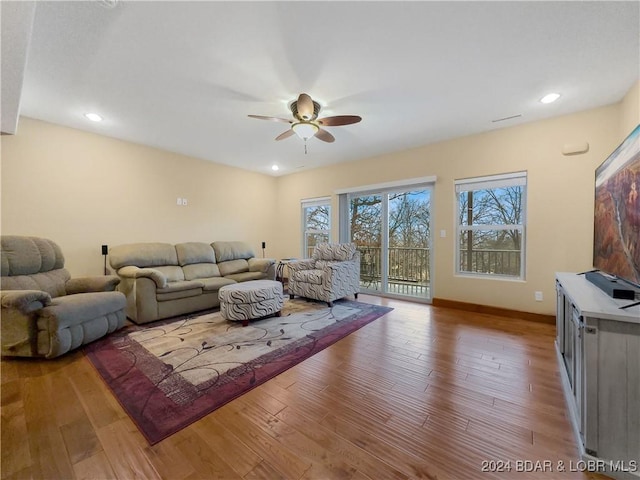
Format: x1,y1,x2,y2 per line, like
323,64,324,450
440,230,446,238
176,197,182,206
535,291,543,302
182,198,188,206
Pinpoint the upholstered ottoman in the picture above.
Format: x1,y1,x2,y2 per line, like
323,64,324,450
219,280,283,326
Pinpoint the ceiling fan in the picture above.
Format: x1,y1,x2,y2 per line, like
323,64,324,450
248,93,362,151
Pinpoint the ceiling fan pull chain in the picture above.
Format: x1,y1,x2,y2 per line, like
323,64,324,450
304,139,308,155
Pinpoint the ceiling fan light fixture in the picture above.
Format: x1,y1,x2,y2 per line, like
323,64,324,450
249,93,360,147
292,122,319,140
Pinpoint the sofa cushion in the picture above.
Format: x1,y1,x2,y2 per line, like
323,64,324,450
176,242,216,266
1,236,65,276
1,236,69,297
37,292,125,358
218,259,249,276
224,271,265,283
156,280,203,301
175,242,220,282
212,241,255,262
38,292,126,330
154,266,185,282
109,243,178,269
291,269,324,285
199,277,236,292
312,243,357,262
1,270,70,298
183,263,221,280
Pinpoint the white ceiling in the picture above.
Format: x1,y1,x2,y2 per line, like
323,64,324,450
7,1,640,176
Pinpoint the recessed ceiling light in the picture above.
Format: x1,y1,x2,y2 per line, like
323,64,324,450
540,93,561,104
271,165,279,171
84,113,103,122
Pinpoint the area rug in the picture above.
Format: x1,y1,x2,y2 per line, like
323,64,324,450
85,298,392,444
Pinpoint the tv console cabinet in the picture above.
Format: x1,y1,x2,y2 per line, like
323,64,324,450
555,272,640,479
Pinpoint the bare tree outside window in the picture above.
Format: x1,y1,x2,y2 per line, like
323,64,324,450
349,195,382,285
456,173,526,278
350,195,382,246
389,191,431,284
302,200,331,257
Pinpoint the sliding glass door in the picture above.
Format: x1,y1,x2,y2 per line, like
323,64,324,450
346,187,432,300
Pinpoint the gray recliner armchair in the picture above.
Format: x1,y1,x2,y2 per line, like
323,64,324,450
288,243,360,307
1,236,126,358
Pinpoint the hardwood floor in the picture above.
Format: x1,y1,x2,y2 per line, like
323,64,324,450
1,295,608,479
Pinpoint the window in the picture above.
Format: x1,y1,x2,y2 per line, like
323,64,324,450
455,172,527,279
302,197,331,257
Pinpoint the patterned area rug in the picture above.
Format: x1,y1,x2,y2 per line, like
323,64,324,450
85,298,392,444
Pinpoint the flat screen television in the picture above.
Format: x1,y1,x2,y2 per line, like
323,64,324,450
593,124,640,289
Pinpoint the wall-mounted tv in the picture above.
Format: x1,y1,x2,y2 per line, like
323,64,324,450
593,124,640,288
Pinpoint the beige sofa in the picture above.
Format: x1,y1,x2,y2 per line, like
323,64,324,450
109,241,275,324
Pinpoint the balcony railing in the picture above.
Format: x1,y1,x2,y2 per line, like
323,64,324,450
358,246,429,282
459,248,521,276
304,245,520,296
357,246,521,286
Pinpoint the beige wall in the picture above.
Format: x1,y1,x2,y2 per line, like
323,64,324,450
1,118,279,276
275,81,640,315
2,81,638,314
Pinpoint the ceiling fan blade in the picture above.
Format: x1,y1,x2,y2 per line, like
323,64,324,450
248,115,292,124
296,93,314,121
275,129,295,141
317,115,362,127
315,128,335,143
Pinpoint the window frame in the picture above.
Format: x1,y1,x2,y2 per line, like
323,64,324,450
454,171,527,280
301,197,331,258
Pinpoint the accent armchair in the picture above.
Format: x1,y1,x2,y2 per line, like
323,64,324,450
287,243,360,307
1,236,126,358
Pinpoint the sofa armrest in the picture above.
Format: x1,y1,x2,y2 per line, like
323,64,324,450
248,257,275,273
287,259,316,273
66,275,121,294
1,290,52,313
117,266,168,288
